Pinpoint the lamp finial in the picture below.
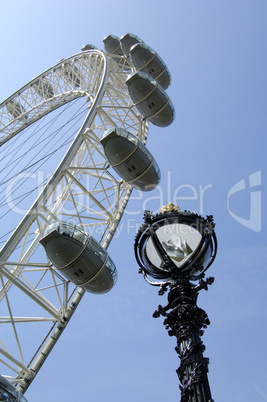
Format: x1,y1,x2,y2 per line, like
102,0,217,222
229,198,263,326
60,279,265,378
159,203,180,213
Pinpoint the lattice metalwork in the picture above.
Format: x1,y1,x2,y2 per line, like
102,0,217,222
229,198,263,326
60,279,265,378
0,49,148,392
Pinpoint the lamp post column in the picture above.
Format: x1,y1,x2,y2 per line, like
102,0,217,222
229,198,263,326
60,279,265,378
153,280,214,402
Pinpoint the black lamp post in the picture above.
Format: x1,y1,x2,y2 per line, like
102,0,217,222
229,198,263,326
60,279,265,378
134,203,217,402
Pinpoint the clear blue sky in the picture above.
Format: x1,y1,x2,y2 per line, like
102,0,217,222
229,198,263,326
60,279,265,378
0,1,266,401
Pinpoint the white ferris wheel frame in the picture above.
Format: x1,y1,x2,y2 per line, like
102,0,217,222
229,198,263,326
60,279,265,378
0,49,149,393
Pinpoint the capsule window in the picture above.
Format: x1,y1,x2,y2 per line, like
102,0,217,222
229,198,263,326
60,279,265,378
105,257,118,283
43,222,59,237
139,144,153,161
126,133,138,145
73,228,87,244
90,237,106,261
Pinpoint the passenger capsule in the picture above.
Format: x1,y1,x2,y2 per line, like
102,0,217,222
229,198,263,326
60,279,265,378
120,33,143,56
81,44,98,51
33,78,54,99
129,43,171,90
100,128,160,191
103,35,123,56
125,71,175,127
40,222,117,294
0,375,28,401
6,99,28,120
63,62,81,88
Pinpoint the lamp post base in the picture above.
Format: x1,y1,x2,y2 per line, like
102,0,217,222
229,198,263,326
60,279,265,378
153,279,214,402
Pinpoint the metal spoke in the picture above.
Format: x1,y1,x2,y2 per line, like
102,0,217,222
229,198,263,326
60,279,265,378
0,48,148,392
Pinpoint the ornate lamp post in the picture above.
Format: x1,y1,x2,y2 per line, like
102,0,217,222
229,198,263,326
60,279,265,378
134,204,217,402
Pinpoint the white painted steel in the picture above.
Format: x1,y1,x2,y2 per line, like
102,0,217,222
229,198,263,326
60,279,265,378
0,49,148,392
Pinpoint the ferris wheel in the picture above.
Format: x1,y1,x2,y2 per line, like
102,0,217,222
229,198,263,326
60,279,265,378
0,33,174,396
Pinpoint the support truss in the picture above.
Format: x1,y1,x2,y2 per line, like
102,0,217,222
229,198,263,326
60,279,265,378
0,49,148,392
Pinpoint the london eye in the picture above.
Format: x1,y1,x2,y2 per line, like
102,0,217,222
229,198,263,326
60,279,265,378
0,33,174,396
